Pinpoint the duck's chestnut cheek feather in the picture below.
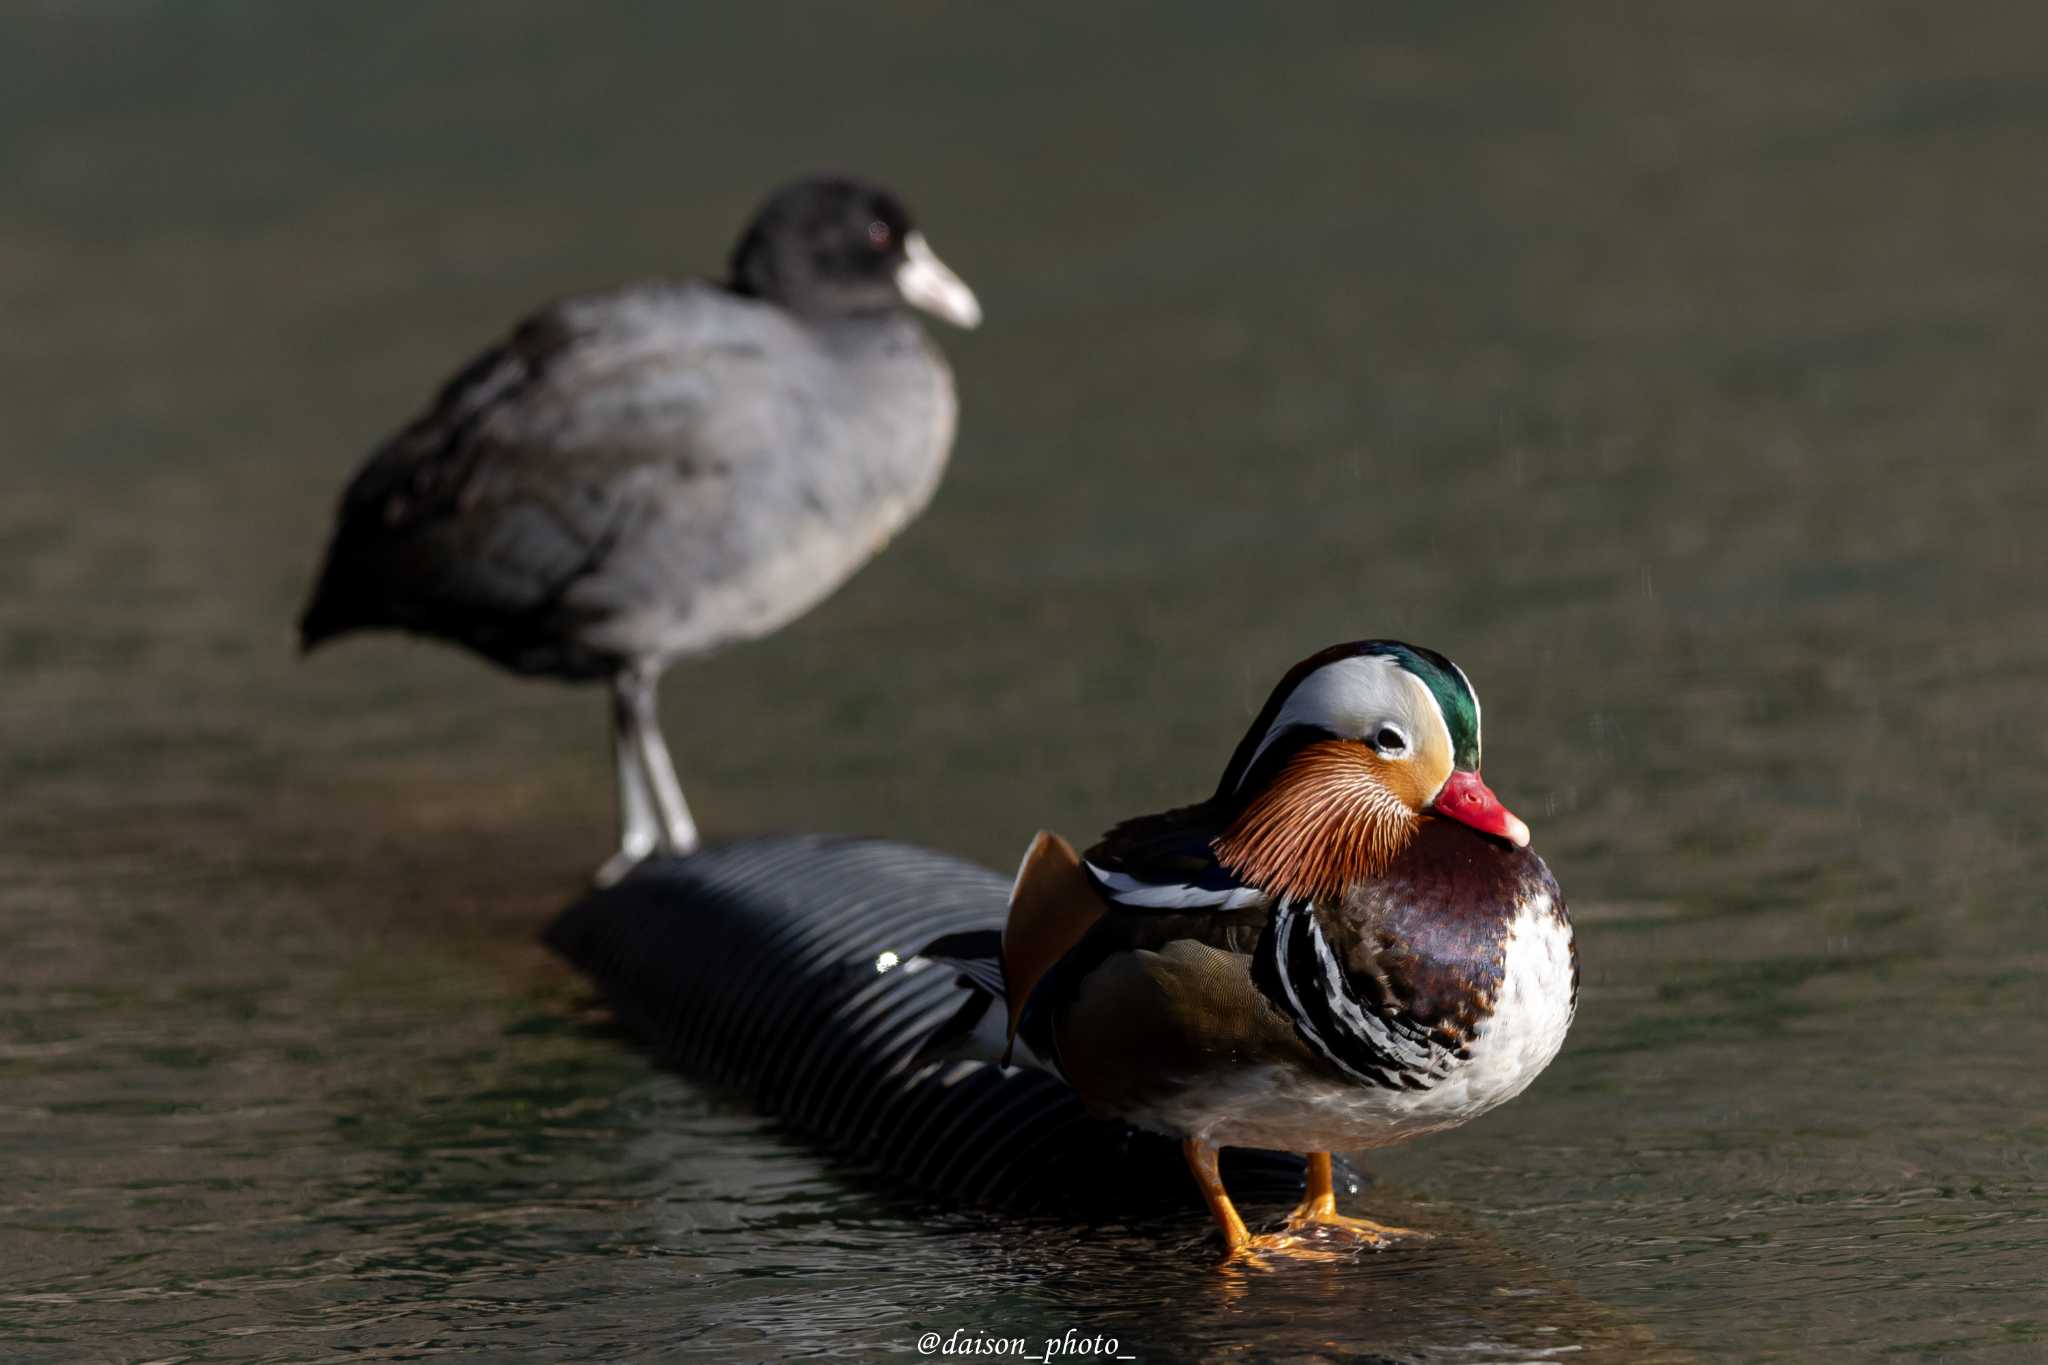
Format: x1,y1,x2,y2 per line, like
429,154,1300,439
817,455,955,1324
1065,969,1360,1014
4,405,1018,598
1431,769,1531,848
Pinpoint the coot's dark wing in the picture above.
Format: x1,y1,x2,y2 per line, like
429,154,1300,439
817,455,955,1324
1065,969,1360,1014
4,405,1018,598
299,282,797,672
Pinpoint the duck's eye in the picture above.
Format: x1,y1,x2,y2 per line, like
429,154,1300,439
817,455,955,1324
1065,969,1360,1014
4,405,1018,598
866,220,893,249
1373,726,1408,755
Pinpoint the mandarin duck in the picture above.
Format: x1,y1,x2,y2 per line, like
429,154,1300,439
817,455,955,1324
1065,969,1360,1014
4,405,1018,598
927,640,1577,1258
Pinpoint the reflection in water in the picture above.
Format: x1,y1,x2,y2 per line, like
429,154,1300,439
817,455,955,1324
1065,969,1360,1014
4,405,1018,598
2,1,2046,1361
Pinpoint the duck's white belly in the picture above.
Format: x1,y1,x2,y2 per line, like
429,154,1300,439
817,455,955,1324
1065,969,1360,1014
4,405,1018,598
1136,899,1577,1152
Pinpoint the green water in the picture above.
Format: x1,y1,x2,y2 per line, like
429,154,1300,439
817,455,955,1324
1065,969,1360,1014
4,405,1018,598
2,3,2044,1361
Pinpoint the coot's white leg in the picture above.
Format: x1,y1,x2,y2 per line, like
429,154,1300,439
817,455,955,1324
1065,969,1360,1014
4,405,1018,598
620,664,700,857
596,673,663,887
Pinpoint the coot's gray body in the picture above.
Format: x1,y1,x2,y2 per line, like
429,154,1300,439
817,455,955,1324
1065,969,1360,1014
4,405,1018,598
304,283,958,680
301,177,981,882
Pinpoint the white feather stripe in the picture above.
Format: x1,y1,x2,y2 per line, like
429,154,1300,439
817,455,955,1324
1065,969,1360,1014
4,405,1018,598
1082,861,1264,910
1269,898,1449,1086
1265,900,1367,1084
1303,910,1447,1075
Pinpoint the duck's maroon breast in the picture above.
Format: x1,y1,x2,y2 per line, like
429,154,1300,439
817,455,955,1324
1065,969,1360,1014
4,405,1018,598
1318,820,1564,1057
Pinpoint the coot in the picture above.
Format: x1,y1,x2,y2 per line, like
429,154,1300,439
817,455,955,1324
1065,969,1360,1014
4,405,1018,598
300,176,981,883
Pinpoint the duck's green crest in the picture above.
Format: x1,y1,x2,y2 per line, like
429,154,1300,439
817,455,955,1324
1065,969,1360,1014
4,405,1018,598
1373,642,1482,771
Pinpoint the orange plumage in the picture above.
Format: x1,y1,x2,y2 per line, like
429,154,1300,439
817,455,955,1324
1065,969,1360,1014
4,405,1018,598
1211,741,1420,902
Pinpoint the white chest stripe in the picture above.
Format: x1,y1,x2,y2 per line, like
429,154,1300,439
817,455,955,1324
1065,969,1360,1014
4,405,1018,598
1269,898,1455,1087
1305,908,1447,1075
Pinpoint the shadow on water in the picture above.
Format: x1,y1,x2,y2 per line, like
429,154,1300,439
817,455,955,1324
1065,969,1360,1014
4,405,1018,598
298,1019,1688,1364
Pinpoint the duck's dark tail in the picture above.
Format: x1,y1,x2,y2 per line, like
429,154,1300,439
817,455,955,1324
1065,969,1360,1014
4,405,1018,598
907,927,1024,1070
543,835,1340,1215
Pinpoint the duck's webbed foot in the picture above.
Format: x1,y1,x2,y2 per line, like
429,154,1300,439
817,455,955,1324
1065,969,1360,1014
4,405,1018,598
1215,1151,1429,1264
1285,1153,1423,1239
1241,1210,1418,1258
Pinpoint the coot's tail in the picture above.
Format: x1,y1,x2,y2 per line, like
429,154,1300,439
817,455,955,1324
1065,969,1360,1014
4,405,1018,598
296,600,353,654
543,835,1341,1214
296,554,373,653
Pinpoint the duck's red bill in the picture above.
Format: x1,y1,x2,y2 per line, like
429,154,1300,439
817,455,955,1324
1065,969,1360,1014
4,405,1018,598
1432,770,1531,847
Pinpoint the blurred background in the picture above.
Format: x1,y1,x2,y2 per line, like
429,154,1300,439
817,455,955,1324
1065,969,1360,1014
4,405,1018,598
2,3,2044,1361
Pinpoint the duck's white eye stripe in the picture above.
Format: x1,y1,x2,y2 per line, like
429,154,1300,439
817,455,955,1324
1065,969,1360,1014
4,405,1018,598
1238,654,1410,788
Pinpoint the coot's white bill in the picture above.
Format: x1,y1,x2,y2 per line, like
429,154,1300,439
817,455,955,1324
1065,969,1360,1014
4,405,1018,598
896,232,982,329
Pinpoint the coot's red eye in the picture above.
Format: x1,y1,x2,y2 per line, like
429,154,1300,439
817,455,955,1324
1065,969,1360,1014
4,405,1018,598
866,220,892,249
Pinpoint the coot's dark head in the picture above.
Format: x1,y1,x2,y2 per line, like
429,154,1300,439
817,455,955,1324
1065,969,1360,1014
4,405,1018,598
727,176,981,328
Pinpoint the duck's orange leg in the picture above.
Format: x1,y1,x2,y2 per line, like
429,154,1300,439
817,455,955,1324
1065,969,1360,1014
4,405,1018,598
1182,1139,1251,1251
1184,1144,1423,1261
